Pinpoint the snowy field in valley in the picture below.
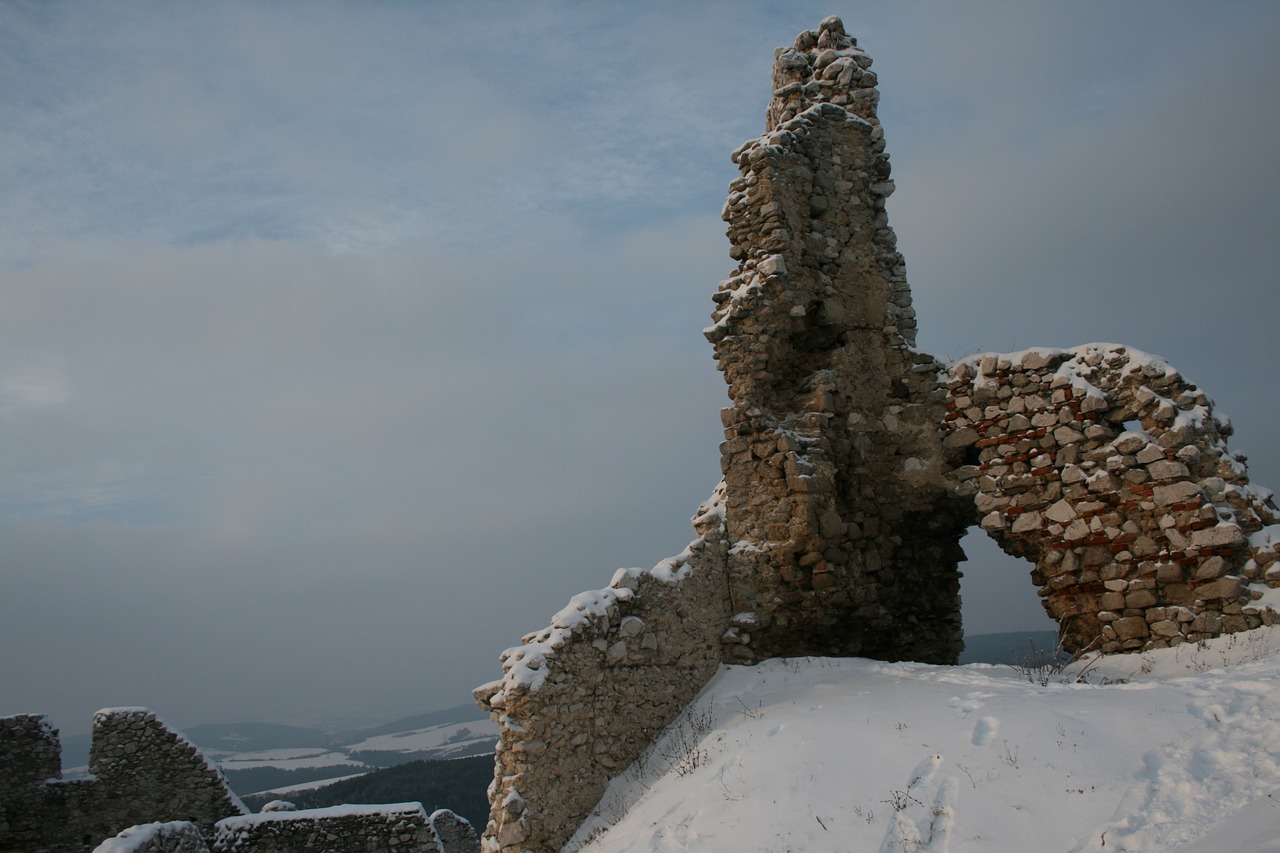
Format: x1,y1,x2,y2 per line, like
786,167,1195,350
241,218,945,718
570,628,1280,853
342,720,495,756
213,748,365,772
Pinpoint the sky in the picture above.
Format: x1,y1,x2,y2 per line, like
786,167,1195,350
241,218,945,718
2,1,1278,737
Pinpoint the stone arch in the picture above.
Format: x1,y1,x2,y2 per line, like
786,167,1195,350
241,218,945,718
942,344,1280,653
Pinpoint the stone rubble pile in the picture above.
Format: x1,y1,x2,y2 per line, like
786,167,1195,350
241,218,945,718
95,821,210,853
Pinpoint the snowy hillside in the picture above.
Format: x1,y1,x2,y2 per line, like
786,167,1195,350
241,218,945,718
570,628,1280,853
196,707,495,801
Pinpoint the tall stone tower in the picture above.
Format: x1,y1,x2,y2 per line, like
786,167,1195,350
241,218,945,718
707,16,972,663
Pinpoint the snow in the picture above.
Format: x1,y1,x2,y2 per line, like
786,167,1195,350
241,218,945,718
218,801,426,828
215,748,366,772
93,821,197,853
247,771,369,798
342,721,495,755
571,627,1280,853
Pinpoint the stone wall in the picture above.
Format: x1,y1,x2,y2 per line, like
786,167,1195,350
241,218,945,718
944,345,1280,653
0,714,66,852
213,804,439,853
89,709,247,837
707,15,971,664
472,491,731,853
0,709,246,853
95,822,210,853
90,807,477,853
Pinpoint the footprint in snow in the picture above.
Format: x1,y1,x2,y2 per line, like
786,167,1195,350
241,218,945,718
879,764,957,853
971,716,1000,746
947,691,993,714
908,753,943,789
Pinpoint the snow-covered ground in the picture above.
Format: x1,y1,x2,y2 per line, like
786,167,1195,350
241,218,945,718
570,628,1280,853
244,772,370,798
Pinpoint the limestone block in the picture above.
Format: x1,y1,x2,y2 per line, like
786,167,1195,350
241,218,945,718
1153,481,1201,506
1195,577,1243,601
1190,524,1244,548
1010,511,1043,534
1147,459,1190,481
1113,616,1150,640
1135,445,1166,464
1044,499,1076,524
1124,589,1158,609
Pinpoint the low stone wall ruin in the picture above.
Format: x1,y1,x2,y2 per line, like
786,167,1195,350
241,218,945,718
89,805,478,853
472,491,731,853
213,803,440,853
0,709,245,853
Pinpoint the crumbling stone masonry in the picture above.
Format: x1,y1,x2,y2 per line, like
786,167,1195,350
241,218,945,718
475,17,969,853
943,345,1280,654
707,15,971,664
473,494,731,853
475,16,1280,853
0,709,245,853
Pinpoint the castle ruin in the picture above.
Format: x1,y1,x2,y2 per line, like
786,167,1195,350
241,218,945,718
0,709,478,853
4,16,1278,853
474,17,1280,853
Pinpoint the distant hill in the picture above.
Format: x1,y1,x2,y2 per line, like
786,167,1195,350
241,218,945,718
242,754,493,830
155,705,499,797
183,721,334,753
332,705,487,744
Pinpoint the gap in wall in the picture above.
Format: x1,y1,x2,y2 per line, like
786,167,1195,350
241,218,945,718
957,527,1058,638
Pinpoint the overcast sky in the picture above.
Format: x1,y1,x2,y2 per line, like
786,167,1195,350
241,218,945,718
3,1,1277,737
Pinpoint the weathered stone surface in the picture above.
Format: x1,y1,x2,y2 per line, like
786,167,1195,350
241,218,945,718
0,709,246,853
942,344,1280,653
708,13,969,665
474,491,732,853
